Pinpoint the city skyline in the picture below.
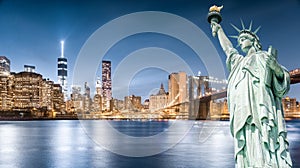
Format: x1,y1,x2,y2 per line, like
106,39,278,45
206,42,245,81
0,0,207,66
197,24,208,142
1,54,300,120
0,0,299,100
2,53,299,102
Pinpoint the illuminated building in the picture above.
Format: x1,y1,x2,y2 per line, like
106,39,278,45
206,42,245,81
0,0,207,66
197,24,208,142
52,84,64,112
143,99,150,109
0,57,65,117
84,82,91,97
102,60,112,111
149,83,168,112
113,99,124,111
57,40,68,101
95,76,102,96
0,57,13,111
83,82,91,112
40,79,64,114
0,69,64,115
209,100,229,120
0,75,14,111
24,65,35,73
282,96,298,119
70,85,83,112
12,71,43,115
13,71,64,114
65,100,74,114
0,56,10,76
93,77,103,112
93,94,102,112
41,79,54,110
124,95,142,111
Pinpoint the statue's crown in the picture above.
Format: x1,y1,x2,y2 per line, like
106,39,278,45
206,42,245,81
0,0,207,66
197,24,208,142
230,20,261,42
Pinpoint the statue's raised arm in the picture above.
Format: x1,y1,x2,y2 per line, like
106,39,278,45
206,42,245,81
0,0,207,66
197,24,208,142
207,5,234,57
211,22,234,57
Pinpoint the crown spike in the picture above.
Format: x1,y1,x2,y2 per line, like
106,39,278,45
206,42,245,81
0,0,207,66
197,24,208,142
229,35,239,39
240,19,245,30
230,23,241,33
253,26,261,34
248,20,253,31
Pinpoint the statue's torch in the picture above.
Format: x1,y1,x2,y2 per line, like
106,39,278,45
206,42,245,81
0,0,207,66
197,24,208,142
207,5,223,37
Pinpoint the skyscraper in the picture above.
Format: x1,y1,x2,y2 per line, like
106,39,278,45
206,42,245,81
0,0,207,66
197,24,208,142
0,75,13,111
83,82,91,112
95,76,102,96
0,56,12,111
57,40,68,101
70,85,83,112
102,60,112,111
0,56,10,76
93,77,103,112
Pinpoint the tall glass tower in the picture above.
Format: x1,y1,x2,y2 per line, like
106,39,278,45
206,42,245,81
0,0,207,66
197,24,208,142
57,40,68,101
102,60,112,110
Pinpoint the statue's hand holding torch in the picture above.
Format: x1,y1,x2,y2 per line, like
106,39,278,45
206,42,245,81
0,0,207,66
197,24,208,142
207,5,223,37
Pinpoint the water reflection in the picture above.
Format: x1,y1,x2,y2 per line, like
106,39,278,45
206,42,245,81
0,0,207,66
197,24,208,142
80,120,194,157
0,120,299,167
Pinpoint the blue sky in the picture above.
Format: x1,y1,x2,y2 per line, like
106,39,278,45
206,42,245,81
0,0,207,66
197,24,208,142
0,0,300,101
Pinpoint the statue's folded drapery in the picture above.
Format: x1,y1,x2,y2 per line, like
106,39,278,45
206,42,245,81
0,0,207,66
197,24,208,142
226,47,293,167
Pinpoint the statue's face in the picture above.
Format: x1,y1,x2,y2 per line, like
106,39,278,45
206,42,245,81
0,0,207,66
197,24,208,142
238,34,253,53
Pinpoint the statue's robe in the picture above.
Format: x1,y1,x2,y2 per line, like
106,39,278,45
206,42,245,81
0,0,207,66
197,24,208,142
226,48,293,168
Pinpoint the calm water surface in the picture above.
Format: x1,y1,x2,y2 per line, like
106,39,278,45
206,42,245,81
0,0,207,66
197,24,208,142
0,120,299,168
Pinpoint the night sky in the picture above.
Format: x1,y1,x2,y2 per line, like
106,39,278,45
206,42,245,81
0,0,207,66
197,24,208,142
0,0,299,101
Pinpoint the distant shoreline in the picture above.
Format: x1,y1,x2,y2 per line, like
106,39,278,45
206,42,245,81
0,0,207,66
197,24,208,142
0,117,79,121
1,117,298,122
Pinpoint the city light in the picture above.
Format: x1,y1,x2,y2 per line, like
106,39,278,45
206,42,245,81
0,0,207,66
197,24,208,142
0,55,299,120
60,40,64,58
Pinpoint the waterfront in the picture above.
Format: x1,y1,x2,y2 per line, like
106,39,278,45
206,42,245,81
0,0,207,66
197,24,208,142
0,120,299,168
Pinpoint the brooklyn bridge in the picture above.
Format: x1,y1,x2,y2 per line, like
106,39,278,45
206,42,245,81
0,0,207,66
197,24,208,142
164,68,300,120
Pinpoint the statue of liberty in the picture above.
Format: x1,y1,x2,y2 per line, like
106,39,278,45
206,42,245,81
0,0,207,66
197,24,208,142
208,5,293,167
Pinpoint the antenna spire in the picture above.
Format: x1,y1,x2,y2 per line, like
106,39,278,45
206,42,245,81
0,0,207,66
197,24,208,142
60,40,64,58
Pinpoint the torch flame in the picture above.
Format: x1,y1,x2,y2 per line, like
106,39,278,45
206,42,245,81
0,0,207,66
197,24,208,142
209,5,223,13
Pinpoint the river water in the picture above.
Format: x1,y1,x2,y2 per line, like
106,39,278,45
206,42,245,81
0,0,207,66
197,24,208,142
0,120,299,168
